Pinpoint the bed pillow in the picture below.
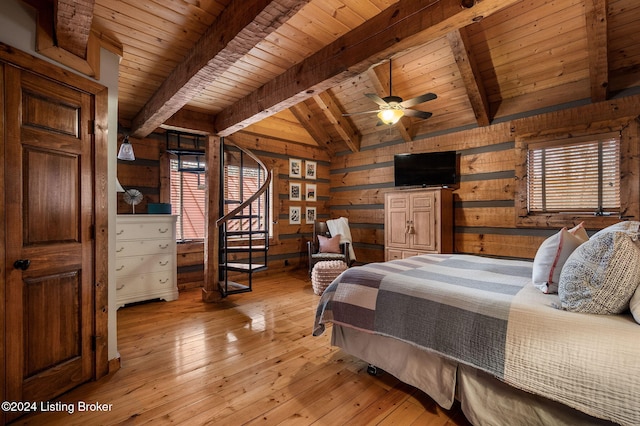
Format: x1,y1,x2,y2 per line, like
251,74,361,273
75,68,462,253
630,286,640,325
532,227,586,294
558,231,640,314
568,221,589,242
318,234,342,254
591,221,640,245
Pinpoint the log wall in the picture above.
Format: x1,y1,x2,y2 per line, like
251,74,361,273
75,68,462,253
330,95,640,264
116,94,640,286
116,131,330,287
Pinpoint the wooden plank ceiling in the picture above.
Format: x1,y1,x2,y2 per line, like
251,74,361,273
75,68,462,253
24,0,640,152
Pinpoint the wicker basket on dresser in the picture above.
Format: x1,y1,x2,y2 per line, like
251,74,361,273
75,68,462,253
115,215,178,308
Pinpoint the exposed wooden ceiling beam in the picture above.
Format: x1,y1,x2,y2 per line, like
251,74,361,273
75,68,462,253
21,0,100,77
129,0,312,139
214,0,521,137
585,0,609,102
366,63,416,142
312,91,361,152
446,27,491,127
290,101,335,152
54,0,95,59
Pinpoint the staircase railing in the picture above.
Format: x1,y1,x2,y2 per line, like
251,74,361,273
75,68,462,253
216,137,272,296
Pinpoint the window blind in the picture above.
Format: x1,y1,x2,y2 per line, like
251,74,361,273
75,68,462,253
170,159,206,240
527,133,620,214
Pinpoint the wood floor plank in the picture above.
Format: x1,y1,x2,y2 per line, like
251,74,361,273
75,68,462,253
17,270,471,426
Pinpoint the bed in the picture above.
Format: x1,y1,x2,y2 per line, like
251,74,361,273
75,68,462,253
313,253,640,426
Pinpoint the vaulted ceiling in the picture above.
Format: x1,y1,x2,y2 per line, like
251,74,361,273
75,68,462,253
22,0,640,153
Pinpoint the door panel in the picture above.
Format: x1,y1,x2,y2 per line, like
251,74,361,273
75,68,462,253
4,65,94,410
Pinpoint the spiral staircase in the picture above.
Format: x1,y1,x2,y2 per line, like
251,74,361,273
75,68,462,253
217,139,272,297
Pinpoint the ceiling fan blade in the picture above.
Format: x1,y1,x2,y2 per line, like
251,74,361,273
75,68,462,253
342,110,380,117
400,93,437,108
365,93,390,107
403,109,433,119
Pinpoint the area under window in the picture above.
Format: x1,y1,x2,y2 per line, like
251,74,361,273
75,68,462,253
527,132,620,215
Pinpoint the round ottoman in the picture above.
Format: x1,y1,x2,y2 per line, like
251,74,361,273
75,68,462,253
311,260,348,295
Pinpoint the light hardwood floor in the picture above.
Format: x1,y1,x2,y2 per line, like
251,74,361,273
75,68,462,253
17,270,471,425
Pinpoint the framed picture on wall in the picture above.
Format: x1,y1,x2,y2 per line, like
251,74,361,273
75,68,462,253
306,207,316,224
289,206,301,224
289,158,302,178
305,160,317,179
305,183,316,202
290,182,302,201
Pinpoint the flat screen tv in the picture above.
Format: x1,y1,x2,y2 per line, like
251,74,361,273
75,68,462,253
394,151,458,187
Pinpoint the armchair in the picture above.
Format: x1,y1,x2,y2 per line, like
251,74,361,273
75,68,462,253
307,221,350,276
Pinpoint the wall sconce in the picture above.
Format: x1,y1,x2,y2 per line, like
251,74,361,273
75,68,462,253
116,178,125,193
117,136,135,161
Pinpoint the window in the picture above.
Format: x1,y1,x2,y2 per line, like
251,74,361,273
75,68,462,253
527,133,620,215
514,125,640,229
223,157,272,239
170,156,206,241
169,149,273,242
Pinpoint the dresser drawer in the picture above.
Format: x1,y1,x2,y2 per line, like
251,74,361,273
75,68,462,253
115,238,174,257
115,253,173,277
116,271,175,298
116,220,174,240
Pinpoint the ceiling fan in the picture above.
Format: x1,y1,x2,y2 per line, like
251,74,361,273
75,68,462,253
344,59,437,125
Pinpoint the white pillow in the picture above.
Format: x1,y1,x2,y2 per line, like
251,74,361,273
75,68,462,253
630,286,640,325
532,228,586,294
559,231,640,314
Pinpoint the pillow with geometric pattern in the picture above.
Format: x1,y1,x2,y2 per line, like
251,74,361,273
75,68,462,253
559,231,640,314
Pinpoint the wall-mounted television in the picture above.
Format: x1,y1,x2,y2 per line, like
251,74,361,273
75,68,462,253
394,151,458,187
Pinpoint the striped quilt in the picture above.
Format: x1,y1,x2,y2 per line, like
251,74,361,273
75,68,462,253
313,254,640,426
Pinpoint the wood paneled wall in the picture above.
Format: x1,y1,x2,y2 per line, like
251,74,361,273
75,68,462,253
117,94,640,285
330,95,640,264
116,131,331,287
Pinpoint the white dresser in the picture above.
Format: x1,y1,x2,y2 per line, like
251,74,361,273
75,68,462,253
115,215,178,308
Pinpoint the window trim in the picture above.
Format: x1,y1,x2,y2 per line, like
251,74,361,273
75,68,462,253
515,120,639,229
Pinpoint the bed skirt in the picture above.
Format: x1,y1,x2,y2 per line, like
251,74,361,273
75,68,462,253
331,325,615,426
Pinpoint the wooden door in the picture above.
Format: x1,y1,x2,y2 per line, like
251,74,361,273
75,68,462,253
4,65,95,411
411,191,438,252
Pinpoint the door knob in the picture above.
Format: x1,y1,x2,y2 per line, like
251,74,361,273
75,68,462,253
13,259,31,270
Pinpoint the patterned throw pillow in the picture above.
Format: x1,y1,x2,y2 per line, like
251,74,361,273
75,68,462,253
532,228,587,294
591,221,640,246
318,234,342,254
559,231,640,314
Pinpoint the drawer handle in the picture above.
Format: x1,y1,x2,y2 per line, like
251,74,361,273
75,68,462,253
116,246,125,253
116,284,125,290
116,265,125,271
158,228,169,233
159,260,169,266
159,278,169,284
158,244,169,249
116,229,124,235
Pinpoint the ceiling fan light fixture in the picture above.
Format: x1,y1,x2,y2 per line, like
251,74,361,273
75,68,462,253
378,108,404,125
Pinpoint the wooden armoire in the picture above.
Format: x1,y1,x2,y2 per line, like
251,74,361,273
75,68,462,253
384,187,454,261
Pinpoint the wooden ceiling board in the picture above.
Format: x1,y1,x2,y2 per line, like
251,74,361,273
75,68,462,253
32,0,636,147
